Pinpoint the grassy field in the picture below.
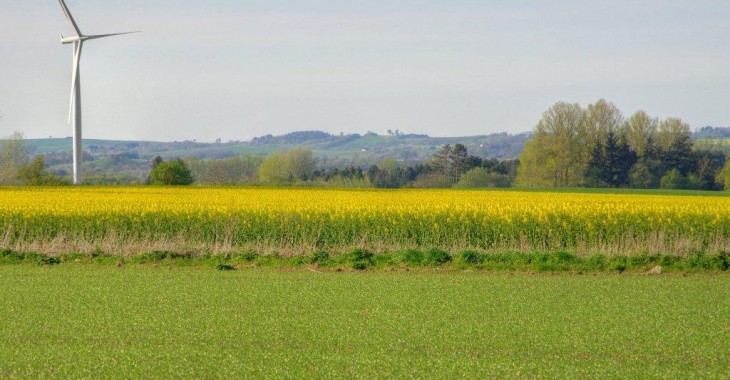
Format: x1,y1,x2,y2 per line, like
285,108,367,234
1,265,728,378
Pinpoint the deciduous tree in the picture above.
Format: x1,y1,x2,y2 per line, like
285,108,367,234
258,148,316,184
0,131,30,185
16,156,68,186
624,111,658,157
517,102,586,187
149,158,194,185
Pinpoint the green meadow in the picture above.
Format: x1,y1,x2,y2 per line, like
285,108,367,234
1,266,728,378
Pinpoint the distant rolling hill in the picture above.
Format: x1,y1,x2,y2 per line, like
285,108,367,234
28,131,532,163
25,131,531,183
25,128,726,183
29,127,726,173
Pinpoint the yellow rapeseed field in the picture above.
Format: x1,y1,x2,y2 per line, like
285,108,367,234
1,187,729,255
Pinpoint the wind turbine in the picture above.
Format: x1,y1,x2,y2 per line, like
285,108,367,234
58,0,138,184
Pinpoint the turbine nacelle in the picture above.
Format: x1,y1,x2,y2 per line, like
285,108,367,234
60,34,79,44
59,35,89,44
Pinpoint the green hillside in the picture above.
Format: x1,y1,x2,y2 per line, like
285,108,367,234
29,131,530,161
24,131,529,184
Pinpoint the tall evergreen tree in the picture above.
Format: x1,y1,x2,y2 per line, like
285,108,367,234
661,133,695,176
585,139,605,187
603,134,636,187
585,132,636,188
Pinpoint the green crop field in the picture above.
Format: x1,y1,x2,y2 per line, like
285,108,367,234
1,266,728,378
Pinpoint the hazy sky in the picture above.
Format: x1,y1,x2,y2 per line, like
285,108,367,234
2,0,729,142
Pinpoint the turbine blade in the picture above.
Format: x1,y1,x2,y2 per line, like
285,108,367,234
58,0,82,36
68,42,82,124
85,31,141,40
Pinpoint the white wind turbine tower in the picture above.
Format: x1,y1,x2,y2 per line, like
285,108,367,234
58,0,139,184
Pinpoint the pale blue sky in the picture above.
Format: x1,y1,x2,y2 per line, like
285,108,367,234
2,1,729,142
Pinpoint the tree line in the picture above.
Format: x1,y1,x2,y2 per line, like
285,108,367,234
3,98,730,189
183,145,518,188
517,99,728,190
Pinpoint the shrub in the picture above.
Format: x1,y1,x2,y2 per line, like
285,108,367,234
398,249,423,265
659,255,679,267
347,249,374,270
240,251,259,262
39,256,61,266
0,250,44,264
0,248,16,259
584,254,607,271
310,251,331,265
608,256,628,272
689,253,729,271
424,248,452,265
458,250,484,265
290,256,308,266
629,255,651,267
551,251,577,263
527,252,577,271
134,251,192,264
660,169,688,190
216,263,235,271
